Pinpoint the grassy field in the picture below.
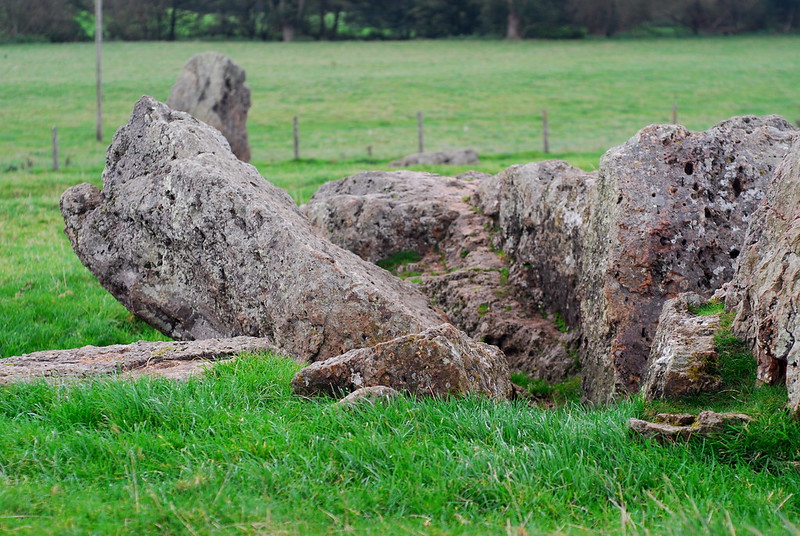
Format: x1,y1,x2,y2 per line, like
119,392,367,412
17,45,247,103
1,37,800,534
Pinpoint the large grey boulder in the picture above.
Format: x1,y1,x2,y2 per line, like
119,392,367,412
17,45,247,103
60,96,444,362
292,323,513,399
641,293,722,400
726,135,800,416
167,52,251,162
580,116,795,403
475,160,597,328
0,337,279,383
390,149,478,168
303,170,577,382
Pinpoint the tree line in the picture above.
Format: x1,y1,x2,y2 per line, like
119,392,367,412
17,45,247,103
1,0,798,43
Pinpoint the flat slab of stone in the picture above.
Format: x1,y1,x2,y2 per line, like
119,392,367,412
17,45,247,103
291,324,513,400
0,337,279,383
60,97,443,362
629,411,752,441
390,149,478,167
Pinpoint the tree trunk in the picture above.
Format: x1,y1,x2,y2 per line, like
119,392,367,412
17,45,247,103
282,22,294,41
506,2,521,40
169,0,178,41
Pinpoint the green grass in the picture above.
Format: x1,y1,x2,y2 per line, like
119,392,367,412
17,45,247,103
2,38,800,534
0,353,798,535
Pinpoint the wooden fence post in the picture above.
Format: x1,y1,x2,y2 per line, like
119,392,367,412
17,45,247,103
95,0,103,142
52,126,59,171
672,102,678,124
417,111,424,153
293,116,300,160
542,109,550,154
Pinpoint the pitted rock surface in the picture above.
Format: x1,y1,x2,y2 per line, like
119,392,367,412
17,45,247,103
641,293,722,400
475,160,597,328
303,170,478,263
727,134,800,416
167,51,251,161
0,337,279,383
291,324,513,399
303,170,578,382
580,116,795,403
61,96,443,362
390,149,478,167
629,411,752,441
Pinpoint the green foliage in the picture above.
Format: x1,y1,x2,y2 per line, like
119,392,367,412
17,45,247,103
688,300,726,316
553,311,569,333
511,373,582,404
0,355,798,534
375,250,422,272
477,303,490,316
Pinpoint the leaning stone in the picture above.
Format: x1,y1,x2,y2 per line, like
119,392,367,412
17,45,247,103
291,324,513,400
641,293,723,400
726,134,800,416
61,97,443,362
0,337,278,383
629,411,751,441
337,386,401,408
167,51,251,162
390,149,478,167
581,116,795,404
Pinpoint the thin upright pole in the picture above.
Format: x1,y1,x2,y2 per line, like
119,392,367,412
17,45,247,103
417,111,424,153
52,126,59,171
293,116,300,160
672,102,678,125
542,109,550,154
95,0,103,142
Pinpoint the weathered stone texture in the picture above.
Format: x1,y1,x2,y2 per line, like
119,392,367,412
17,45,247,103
727,134,800,416
641,293,722,400
291,324,513,399
580,116,795,403
303,170,578,382
629,411,752,441
390,149,478,167
61,96,443,362
475,160,597,328
167,51,251,162
337,386,401,407
0,337,278,383
303,170,478,263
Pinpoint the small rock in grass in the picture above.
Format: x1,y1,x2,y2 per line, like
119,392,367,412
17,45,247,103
338,386,401,408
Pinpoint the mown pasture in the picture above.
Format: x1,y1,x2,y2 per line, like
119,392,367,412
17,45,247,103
1,37,799,535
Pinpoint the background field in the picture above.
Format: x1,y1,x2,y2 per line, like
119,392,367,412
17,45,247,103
1,37,800,535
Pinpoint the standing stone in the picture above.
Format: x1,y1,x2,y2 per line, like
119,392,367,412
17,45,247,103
726,135,800,416
61,96,444,362
167,52,251,162
641,293,723,400
580,116,795,403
